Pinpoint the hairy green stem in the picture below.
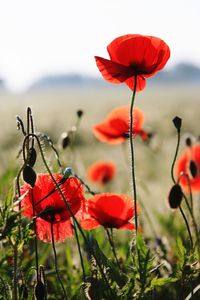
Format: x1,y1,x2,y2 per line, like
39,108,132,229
106,229,121,271
50,223,67,299
129,75,138,232
73,220,86,281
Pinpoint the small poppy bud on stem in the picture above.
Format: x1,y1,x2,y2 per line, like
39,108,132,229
35,281,45,300
27,147,37,167
185,136,192,147
173,116,182,132
168,184,183,209
77,109,84,118
189,160,198,178
23,165,37,187
60,132,70,149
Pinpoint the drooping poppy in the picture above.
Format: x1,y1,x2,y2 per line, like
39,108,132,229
80,193,137,230
93,105,148,144
95,34,170,91
176,144,200,192
20,173,84,242
87,161,116,185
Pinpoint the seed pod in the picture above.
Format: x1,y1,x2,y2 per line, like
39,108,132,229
173,116,182,132
189,160,198,178
168,184,183,209
28,147,37,167
23,165,37,187
35,281,45,300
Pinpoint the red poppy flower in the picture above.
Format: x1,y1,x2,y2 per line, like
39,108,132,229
93,105,148,144
176,145,200,192
87,161,116,185
80,193,137,230
95,34,170,91
20,173,84,242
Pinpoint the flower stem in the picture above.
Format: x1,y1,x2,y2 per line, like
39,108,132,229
171,123,194,249
129,75,138,232
106,229,121,271
73,220,86,281
13,244,18,300
50,223,67,299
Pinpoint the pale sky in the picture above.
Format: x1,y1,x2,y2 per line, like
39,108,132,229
0,0,199,91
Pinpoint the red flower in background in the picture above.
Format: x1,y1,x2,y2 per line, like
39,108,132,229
87,161,116,185
20,174,84,242
93,105,148,144
80,193,137,230
95,34,170,91
176,145,200,192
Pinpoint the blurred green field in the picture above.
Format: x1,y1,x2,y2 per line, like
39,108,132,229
0,85,200,231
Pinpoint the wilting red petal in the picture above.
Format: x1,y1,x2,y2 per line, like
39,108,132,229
95,56,134,83
81,193,136,230
36,218,73,243
87,161,116,185
177,145,200,192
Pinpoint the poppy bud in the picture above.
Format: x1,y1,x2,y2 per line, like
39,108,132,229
19,284,28,299
173,116,182,132
77,109,84,118
35,281,45,300
168,184,183,209
62,135,70,149
185,137,192,147
189,160,197,178
23,165,37,187
63,167,72,179
27,147,37,167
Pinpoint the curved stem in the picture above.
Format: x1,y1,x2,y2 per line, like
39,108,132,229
50,223,67,299
171,123,194,249
129,75,138,232
171,128,180,184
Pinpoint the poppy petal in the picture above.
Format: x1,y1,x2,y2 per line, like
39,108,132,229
93,122,126,144
125,76,146,91
95,56,134,83
118,222,135,230
36,218,73,243
80,218,101,230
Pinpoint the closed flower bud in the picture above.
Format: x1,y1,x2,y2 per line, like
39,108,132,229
27,147,37,167
168,184,183,209
23,165,37,187
189,160,198,178
173,116,182,132
35,281,45,300
61,132,70,149
185,137,192,147
77,109,84,118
